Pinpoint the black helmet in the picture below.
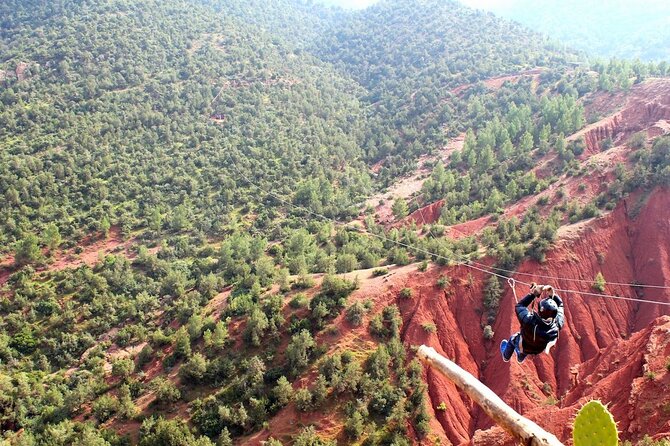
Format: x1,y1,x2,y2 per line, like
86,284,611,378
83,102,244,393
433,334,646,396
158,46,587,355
538,298,558,321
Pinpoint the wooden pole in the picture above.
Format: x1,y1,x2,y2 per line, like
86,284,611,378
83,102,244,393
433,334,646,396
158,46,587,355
417,345,564,446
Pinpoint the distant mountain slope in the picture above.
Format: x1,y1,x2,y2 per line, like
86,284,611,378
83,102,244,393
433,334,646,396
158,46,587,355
312,0,579,176
466,0,670,61
0,0,369,247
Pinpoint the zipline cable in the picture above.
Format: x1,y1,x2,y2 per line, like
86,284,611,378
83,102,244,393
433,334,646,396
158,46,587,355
221,149,670,307
203,77,670,307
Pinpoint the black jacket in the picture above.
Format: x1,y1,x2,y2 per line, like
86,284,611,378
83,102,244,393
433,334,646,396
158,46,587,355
515,292,565,355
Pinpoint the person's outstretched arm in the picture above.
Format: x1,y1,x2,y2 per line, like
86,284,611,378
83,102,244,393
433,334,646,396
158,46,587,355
552,294,565,329
515,292,536,325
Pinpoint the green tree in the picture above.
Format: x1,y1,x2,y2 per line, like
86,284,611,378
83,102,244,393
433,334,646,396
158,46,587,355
294,388,313,412
152,377,181,404
140,417,213,446
286,330,316,376
100,217,111,237
14,233,41,266
174,327,191,360
345,410,365,440
44,223,62,251
310,374,328,408
392,197,409,219
293,426,335,446
273,376,293,407
204,321,228,352
244,308,269,347
180,352,208,384
149,208,163,231
335,253,358,273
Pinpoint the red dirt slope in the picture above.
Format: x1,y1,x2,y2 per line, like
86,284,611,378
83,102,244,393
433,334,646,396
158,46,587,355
573,78,670,156
408,187,670,444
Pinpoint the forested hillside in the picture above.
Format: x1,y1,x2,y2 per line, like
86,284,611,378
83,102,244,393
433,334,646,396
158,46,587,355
470,0,670,61
1,1,669,445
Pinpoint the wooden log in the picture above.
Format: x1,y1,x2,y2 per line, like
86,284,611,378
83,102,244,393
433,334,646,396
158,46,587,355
417,345,564,446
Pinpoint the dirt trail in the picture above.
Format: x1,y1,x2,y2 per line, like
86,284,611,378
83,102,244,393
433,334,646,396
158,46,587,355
450,68,546,96
364,134,465,224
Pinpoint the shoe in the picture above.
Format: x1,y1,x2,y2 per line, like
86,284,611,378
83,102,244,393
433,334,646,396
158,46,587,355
500,340,513,362
516,350,528,363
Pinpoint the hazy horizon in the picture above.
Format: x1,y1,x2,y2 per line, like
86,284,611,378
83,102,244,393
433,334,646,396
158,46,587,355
315,0,379,9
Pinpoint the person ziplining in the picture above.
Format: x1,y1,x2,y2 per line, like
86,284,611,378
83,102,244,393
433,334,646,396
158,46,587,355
501,283,565,363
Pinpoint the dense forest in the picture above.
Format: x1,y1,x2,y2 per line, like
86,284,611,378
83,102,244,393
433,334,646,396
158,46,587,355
1,0,669,445
474,0,670,61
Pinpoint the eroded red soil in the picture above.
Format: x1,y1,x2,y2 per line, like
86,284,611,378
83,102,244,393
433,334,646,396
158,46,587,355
571,78,670,156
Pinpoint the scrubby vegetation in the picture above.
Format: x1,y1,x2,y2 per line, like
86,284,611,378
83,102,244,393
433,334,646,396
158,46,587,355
1,0,669,444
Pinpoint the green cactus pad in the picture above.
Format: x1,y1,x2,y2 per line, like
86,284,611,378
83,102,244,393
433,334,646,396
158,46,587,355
572,400,619,446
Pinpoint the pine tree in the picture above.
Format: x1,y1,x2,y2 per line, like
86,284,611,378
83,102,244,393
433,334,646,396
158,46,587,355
392,197,409,219
44,223,62,251
14,233,41,266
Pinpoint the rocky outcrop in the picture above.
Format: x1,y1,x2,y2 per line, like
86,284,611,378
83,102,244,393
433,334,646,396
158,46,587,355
575,79,670,155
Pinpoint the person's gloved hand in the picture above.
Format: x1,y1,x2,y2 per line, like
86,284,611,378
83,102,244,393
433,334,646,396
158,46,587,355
530,282,542,297
542,285,554,297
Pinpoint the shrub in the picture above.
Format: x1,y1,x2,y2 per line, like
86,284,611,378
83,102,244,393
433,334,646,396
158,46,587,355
628,131,647,149
369,305,402,339
593,272,606,292
399,288,413,299
601,137,614,151
292,274,315,290
421,322,436,333
371,268,389,277
137,344,154,368
436,275,450,289
482,325,494,340
436,402,447,411
293,426,335,446
289,293,309,309
111,358,135,380
346,301,367,326
483,277,503,313
388,248,410,266
93,394,119,422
